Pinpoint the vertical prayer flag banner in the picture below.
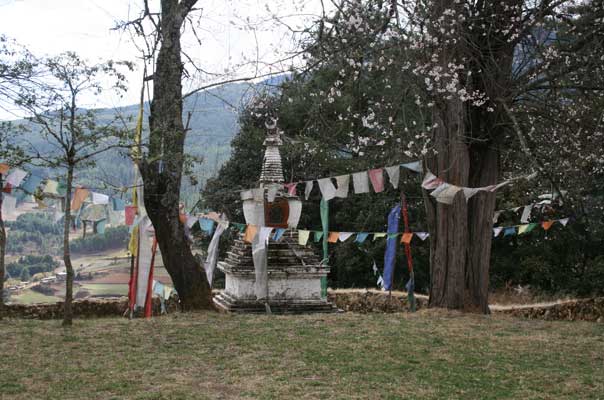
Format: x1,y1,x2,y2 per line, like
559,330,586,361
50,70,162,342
401,232,413,244
320,199,329,298
383,204,401,291
243,224,258,243
368,168,384,193
298,230,310,246
355,232,369,243
305,181,314,200
542,220,555,231
125,205,138,226
352,171,370,194
328,232,339,243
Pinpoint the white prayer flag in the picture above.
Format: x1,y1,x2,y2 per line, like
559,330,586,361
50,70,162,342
305,181,314,200
334,175,350,198
385,166,400,189
520,205,532,223
338,232,354,242
92,192,109,205
6,168,27,187
317,178,337,201
415,232,430,241
493,227,503,237
352,171,370,194
559,218,569,226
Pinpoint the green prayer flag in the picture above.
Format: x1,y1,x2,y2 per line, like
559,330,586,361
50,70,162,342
320,199,329,298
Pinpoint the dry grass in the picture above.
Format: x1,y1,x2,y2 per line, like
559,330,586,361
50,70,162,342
1,310,603,399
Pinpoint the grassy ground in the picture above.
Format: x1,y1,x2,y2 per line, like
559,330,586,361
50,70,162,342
1,311,602,400
9,289,62,304
78,283,129,297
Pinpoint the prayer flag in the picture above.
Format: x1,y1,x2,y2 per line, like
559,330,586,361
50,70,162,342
377,275,384,288
284,183,297,196
493,211,502,223
383,204,401,291
199,218,215,235
95,219,107,234
252,188,264,202
244,224,258,243
273,228,286,241
240,190,253,200
317,178,337,201
267,186,278,202
401,232,413,244
328,231,339,243
1,194,17,221
415,232,429,241
368,168,384,193
520,205,532,223
542,220,555,231
385,166,400,189
92,192,110,205
559,218,569,226
503,227,516,237
313,231,323,242
43,180,59,195
462,187,481,201
258,227,274,249
6,168,27,187
0,163,9,175
125,205,138,226
298,230,310,246
421,172,443,190
387,233,398,239
305,181,314,200
111,197,125,211
70,187,90,211
355,232,369,243
20,174,43,194
204,221,227,286
334,175,350,198
338,232,354,242
401,161,423,173
373,233,386,240
433,184,462,205
517,224,530,235
493,227,503,237
352,171,370,194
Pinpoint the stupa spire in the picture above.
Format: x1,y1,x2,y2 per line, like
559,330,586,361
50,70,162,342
259,118,285,185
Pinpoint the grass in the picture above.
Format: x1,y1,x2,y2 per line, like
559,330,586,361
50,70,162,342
1,311,603,399
9,289,61,304
78,283,129,297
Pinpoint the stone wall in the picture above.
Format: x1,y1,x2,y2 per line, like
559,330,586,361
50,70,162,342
494,297,604,322
0,297,178,320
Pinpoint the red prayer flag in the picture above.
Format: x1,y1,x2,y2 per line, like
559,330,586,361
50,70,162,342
284,183,297,196
368,168,385,193
125,205,138,226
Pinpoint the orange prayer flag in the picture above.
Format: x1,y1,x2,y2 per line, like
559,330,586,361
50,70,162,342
542,220,555,231
243,224,258,243
401,232,414,244
0,163,9,175
328,232,339,243
70,187,90,211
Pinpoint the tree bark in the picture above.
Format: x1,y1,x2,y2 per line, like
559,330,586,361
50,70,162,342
0,174,6,310
142,0,213,310
62,164,75,325
424,0,517,313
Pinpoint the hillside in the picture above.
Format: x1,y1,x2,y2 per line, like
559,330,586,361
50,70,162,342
7,80,275,205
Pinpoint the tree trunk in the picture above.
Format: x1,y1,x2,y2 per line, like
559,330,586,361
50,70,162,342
0,174,6,310
424,0,517,313
62,165,75,325
142,0,213,310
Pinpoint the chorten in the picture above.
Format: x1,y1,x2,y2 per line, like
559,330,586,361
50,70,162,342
214,119,335,313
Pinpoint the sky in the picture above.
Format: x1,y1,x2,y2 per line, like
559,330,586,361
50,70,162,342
0,0,324,119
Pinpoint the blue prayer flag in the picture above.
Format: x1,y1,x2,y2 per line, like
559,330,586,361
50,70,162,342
355,232,369,243
273,228,286,241
382,204,401,291
199,218,215,235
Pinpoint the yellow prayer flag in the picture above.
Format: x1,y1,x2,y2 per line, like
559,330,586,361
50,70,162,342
243,224,258,243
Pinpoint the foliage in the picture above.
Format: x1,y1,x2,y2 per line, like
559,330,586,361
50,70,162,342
70,225,129,254
6,255,58,281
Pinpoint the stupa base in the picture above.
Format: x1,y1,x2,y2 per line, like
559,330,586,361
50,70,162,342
214,292,339,314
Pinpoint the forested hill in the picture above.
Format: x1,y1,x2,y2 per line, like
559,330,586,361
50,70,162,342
9,80,276,205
